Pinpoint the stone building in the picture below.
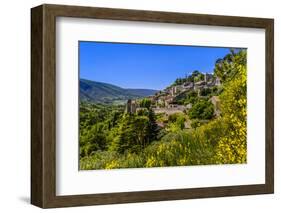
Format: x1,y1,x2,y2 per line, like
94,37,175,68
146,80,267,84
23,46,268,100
125,99,137,114
204,73,213,83
215,77,221,86
210,96,221,117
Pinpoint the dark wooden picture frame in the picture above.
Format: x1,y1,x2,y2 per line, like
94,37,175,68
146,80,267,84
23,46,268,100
31,4,274,208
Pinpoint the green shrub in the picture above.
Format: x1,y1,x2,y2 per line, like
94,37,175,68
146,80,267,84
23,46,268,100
190,119,201,128
188,99,214,120
200,88,212,96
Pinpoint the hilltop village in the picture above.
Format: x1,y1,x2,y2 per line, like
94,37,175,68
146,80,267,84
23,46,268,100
125,71,222,129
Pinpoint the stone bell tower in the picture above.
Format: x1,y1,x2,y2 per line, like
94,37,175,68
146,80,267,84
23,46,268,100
125,99,136,114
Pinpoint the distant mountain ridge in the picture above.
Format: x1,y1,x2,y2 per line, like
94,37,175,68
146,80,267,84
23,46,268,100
80,79,158,103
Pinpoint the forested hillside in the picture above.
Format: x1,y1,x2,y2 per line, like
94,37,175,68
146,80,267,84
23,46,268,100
80,79,158,104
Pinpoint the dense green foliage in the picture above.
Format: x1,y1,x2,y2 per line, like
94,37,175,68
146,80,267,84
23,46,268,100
174,90,198,105
172,70,205,86
214,49,247,83
139,98,152,109
200,88,212,96
188,99,214,120
80,103,159,157
80,49,247,169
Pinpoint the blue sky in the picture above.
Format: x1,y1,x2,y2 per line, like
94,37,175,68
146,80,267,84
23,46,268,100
79,41,233,90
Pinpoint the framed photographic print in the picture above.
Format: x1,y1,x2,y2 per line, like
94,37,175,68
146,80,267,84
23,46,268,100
31,4,274,208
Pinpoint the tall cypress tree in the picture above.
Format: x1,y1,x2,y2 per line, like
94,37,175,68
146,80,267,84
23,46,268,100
147,109,159,142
